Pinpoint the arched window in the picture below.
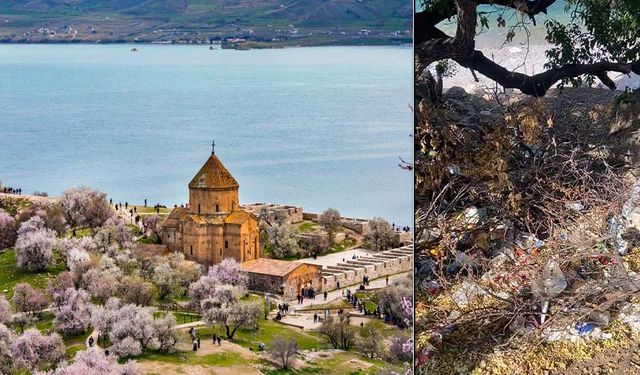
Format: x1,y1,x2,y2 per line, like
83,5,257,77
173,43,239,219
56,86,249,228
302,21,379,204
198,204,201,214
216,204,220,212
190,245,193,256
225,241,228,249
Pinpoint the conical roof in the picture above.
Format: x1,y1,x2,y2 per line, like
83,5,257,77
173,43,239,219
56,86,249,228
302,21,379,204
188,154,239,190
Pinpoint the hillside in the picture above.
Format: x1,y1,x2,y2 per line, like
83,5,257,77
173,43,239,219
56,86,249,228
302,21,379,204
0,0,412,45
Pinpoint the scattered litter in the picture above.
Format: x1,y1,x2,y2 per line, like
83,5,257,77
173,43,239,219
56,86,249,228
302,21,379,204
565,202,585,212
462,206,487,225
576,322,594,336
447,165,461,175
531,260,567,300
608,217,629,255
451,280,488,307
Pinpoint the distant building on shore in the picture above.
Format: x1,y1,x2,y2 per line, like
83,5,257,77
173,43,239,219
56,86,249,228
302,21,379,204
160,144,260,265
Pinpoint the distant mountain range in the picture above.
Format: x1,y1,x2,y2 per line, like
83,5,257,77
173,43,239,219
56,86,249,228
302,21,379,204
0,0,413,45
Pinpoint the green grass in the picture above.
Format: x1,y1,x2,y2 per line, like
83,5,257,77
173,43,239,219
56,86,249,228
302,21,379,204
325,237,358,255
194,318,329,351
0,249,65,298
6,311,55,333
0,196,32,215
297,221,318,233
137,349,245,367
62,331,92,359
262,351,399,375
64,227,93,238
138,236,159,244
298,300,351,312
155,310,202,325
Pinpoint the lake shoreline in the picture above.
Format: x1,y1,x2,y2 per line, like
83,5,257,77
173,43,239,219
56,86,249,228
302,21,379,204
0,38,412,49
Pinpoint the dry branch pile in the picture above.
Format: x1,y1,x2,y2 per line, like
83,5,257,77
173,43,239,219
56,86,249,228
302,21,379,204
415,87,640,374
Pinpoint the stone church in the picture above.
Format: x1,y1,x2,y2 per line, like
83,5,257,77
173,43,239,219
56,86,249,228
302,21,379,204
160,146,260,265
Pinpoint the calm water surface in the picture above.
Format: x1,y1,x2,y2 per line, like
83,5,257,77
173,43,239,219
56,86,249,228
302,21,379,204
0,44,412,225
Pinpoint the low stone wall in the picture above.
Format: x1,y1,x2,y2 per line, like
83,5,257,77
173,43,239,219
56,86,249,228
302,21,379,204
303,212,318,221
303,213,371,234
243,202,304,224
321,245,413,291
340,218,370,234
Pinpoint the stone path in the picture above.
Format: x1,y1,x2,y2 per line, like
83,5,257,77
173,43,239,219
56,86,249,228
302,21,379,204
294,248,373,267
86,329,101,349
275,271,410,329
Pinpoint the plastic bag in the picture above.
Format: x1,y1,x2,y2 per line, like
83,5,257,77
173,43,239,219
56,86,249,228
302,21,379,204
531,260,567,300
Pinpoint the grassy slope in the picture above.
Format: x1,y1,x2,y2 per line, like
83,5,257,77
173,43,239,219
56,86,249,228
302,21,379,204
0,249,65,298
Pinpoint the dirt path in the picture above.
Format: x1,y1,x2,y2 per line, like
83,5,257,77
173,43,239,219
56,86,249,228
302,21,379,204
137,338,262,375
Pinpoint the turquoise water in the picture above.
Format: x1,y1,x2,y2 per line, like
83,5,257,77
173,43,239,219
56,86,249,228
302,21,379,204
417,0,571,46
0,44,412,226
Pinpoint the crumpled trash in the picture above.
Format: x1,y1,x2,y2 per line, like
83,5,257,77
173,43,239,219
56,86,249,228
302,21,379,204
422,279,440,295
576,322,594,336
608,216,629,255
531,260,567,300
531,260,567,324
447,165,461,175
565,202,585,212
462,206,487,225
516,232,545,250
544,324,613,342
451,280,488,307
588,310,610,326
619,303,640,333
510,315,536,335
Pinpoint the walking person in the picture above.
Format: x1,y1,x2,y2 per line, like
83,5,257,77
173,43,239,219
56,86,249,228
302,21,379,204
386,275,389,286
217,336,222,346
324,291,328,301
213,333,217,344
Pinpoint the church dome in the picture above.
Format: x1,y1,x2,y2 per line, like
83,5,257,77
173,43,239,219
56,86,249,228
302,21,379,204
188,153,239,190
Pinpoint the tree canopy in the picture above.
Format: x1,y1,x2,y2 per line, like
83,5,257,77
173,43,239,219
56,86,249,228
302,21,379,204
416,0,640,96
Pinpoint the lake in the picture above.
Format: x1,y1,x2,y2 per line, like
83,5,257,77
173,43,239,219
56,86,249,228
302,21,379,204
0,44,412,226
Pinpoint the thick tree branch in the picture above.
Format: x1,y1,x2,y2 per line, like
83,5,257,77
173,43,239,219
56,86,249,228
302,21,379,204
415,0,558,44
458,51,640,96
415,0,477,66
415,0,639,97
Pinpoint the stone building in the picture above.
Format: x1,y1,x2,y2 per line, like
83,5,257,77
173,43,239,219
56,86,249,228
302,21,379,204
239,258,323,300
160,147,260,265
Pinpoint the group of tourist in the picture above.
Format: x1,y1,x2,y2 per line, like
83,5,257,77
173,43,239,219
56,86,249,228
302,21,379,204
391,223,411,232
362,276,371,286
297,286,316,303
189,327,202,351
275,302,290,321
2,186,22,194
344,288,382,317
211,333,223,346
190,327,222,351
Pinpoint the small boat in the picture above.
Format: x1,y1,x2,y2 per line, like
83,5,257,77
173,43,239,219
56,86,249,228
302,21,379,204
131,47,138,52
209,46,214,50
